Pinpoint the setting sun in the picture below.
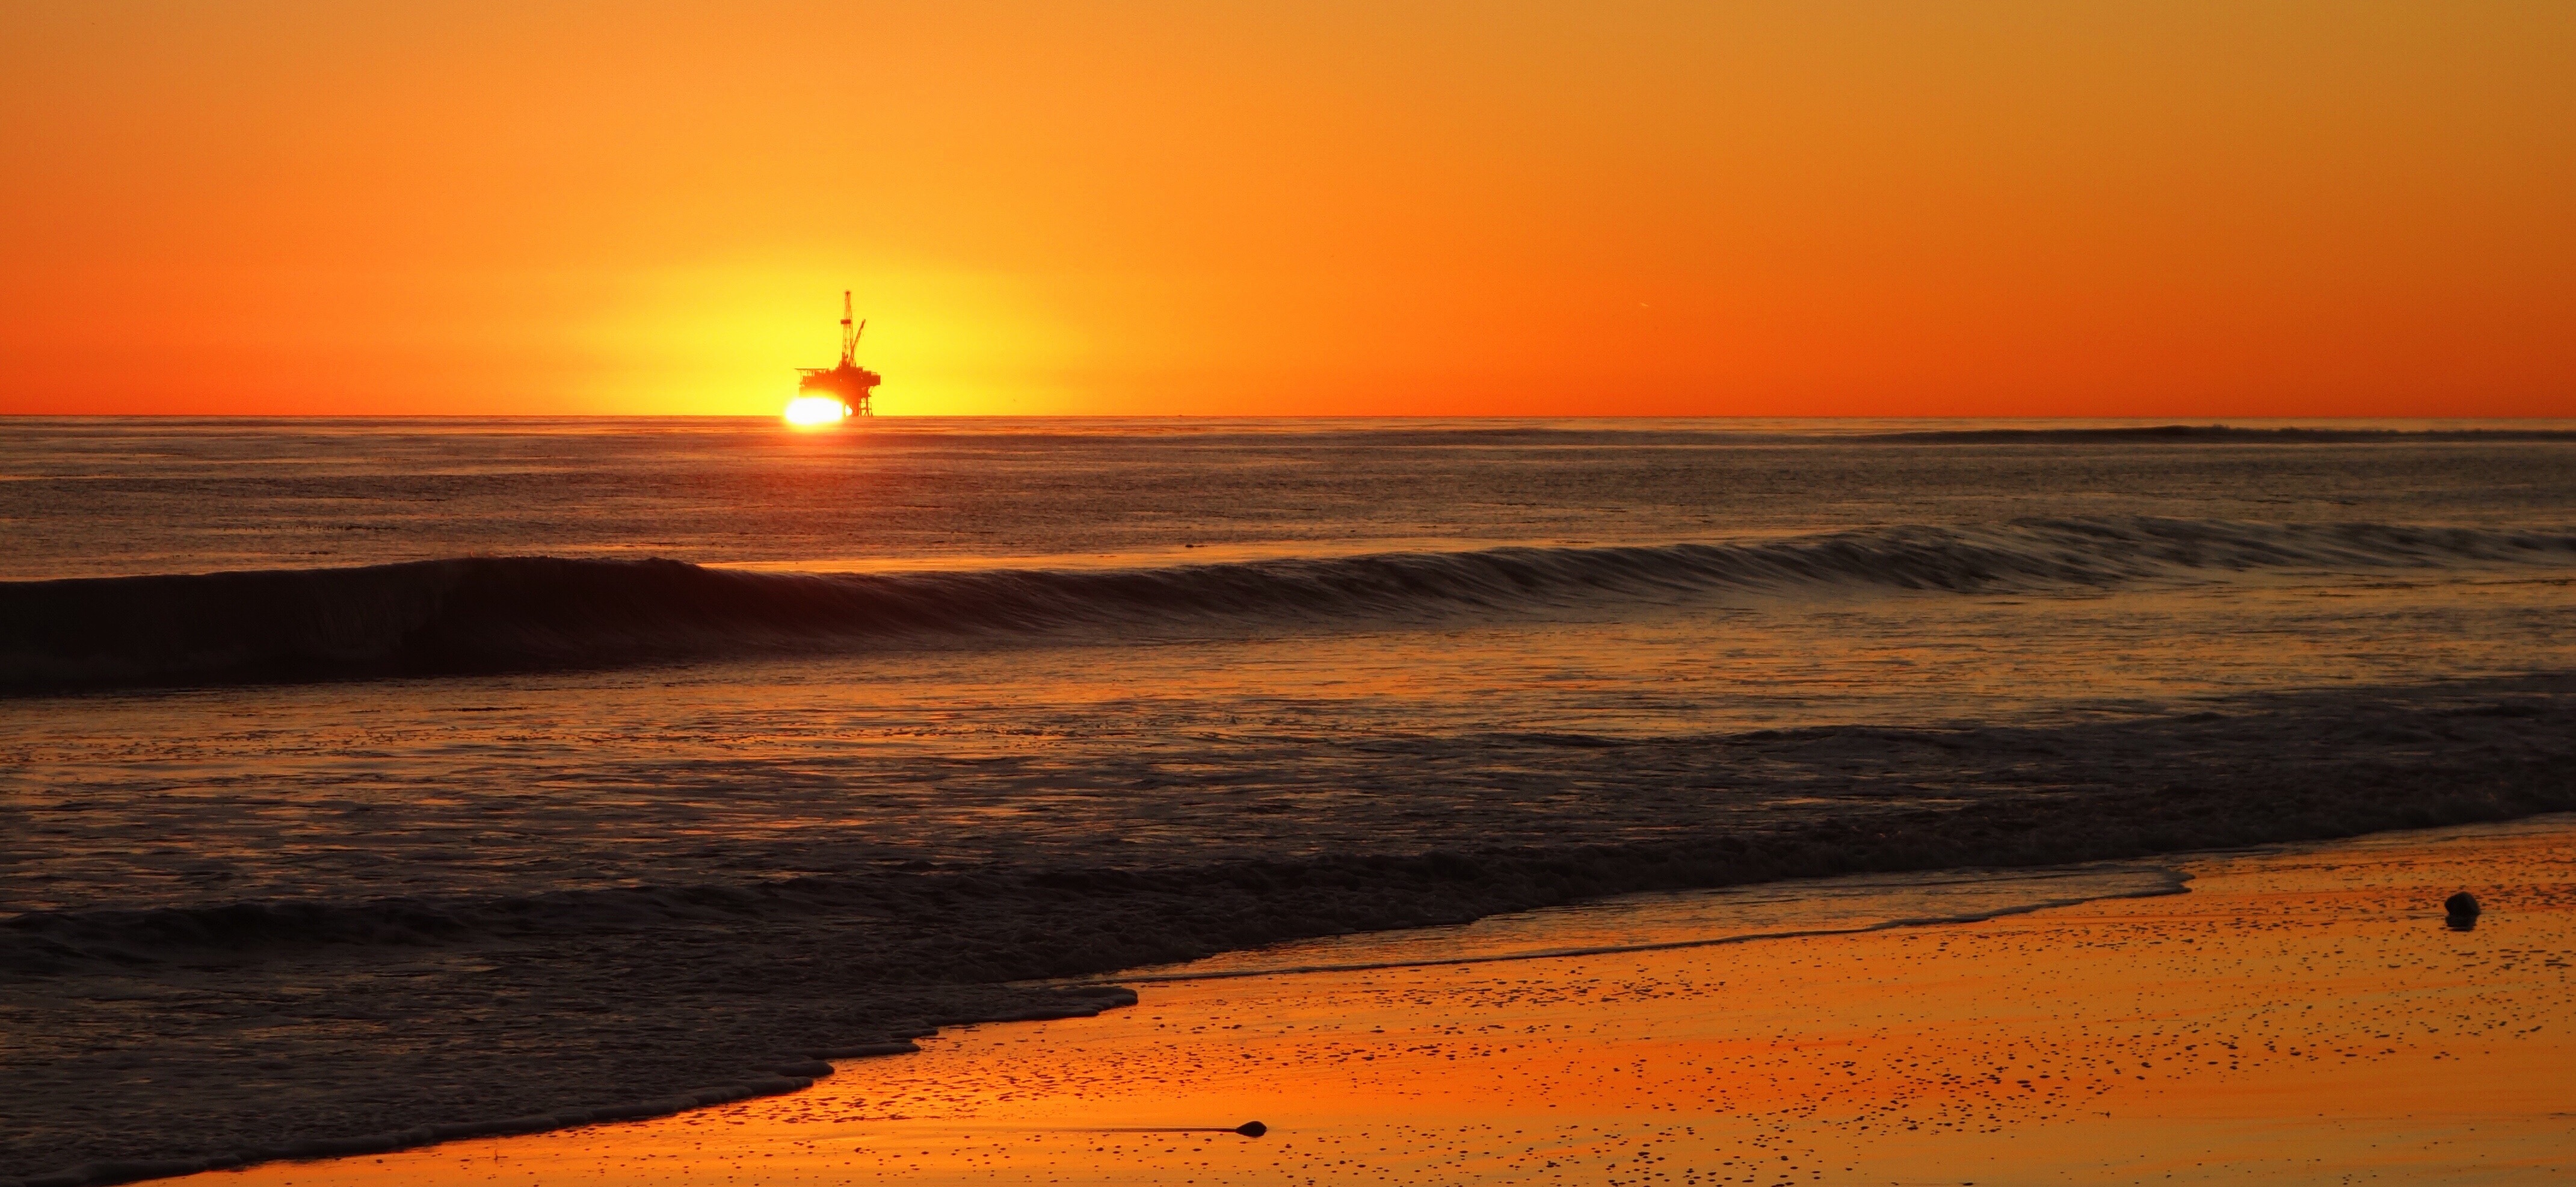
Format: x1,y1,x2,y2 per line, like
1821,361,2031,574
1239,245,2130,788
780,396,849,427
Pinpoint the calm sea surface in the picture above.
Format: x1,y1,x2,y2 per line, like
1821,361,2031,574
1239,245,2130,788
7,416,2575,914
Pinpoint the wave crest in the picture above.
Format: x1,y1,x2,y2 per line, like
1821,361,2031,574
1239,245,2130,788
6,517,2571,692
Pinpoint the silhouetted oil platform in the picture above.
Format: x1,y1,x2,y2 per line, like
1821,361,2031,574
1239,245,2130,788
798,292,881,416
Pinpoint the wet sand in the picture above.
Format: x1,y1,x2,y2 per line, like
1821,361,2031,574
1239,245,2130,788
179,818,2573,1186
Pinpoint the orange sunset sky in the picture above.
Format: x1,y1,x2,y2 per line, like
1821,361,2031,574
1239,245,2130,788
4,1,2571,418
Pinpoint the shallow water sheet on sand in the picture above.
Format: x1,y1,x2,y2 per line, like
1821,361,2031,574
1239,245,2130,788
159,816,2576,1186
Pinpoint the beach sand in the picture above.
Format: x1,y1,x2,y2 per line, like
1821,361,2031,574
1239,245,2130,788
182,818,2574,1186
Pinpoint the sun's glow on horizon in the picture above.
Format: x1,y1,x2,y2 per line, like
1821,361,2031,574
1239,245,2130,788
781,396,850,427
5,5,2572,416
538,270,1094,416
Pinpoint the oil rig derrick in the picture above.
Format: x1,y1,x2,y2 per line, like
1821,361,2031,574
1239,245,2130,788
798,291,881,415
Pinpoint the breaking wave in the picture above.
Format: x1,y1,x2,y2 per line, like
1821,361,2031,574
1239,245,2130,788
7,517,2573,692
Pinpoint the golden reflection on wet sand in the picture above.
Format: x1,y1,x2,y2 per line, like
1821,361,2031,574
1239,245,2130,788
205,819,2573,1186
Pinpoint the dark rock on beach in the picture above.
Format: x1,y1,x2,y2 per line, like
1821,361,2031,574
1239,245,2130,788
2445,890,2482,927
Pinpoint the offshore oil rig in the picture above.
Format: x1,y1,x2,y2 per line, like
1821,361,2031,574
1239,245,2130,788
797,291,881,416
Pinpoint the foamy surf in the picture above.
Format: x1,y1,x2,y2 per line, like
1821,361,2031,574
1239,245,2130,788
1103,863,2189,983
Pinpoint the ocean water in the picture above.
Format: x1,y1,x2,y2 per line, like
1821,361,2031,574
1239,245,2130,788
5,416,2576,1179
8,418,2576,909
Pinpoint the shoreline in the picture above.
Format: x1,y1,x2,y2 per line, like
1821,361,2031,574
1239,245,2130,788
0,996,1126,1187
10,814,2571,1187
155,813,2576,1186
1094,864,2192,985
